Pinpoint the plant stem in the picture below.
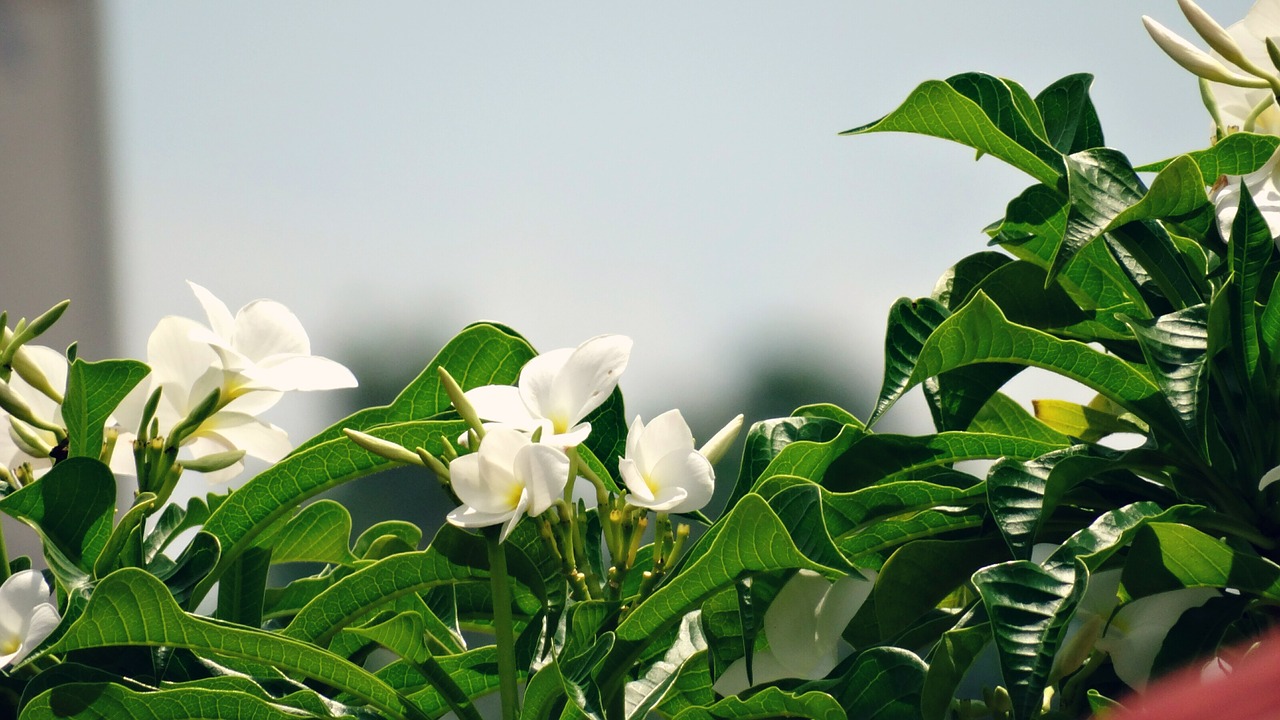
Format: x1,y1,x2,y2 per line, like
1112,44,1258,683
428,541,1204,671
485,529,520,720
0,517,9,582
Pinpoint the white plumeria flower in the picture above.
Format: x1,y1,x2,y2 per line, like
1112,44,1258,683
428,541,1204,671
1259,463,1280,491
1202,0,1280,135
446,427,572,542
0,569,60,669
113,284,355,483
186,281,356,396
713,569,876,696
1213,146,1280,245
1096,587,1219,690
0,346,68,477
620,409,736,514
464,334,632,447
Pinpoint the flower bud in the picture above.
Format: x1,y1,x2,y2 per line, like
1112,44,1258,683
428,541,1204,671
343,428,425,466
698,413,745,466
179,449,247,473
1179,0,1272,80
1142,16,1272,88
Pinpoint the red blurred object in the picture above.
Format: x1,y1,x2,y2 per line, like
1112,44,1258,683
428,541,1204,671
1108,628,1280,719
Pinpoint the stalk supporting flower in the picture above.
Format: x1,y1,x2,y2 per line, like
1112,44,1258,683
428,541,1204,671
464,334,632,446
0,570,59,670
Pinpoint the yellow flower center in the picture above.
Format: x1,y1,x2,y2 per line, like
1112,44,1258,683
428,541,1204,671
1,636,20,655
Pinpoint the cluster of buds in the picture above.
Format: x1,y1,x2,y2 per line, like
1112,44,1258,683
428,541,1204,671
347,334,742,605
1144,0,1280,137
0,301,70,490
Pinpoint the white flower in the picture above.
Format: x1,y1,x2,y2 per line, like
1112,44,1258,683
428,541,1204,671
619,410,717,514
113,283,355,483
0,346,68,477
0,569,60,669
1260,463,1280,491
1202,0,1280,134
464,335,632,447
446,427,571,542
186,281,356,395
1096,587,1219,690
1213,146,1280,244
713,569,876,696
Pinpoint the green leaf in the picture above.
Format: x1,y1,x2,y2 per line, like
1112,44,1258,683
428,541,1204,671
933,252,1013,311
843,73,1064,186
824,431,1064,491
671,688,846,720
924,365,1024,433
966,392,1071,447
1119,304,1209,444
920,623,991,720
617,496,828,645
353,520,423,559
1124,522,1280,601
61,358,149,460
1031,397,1147,443
906,292,1179,437
93,493,156,579
972,560,1085,720
50,568,431,720
259,499,357,565
21,683,336,720
1135,132,1280,178
350,612,481,720
1228,183,1275,388
1056,149,1204,307
626,611,708,720
724,417,848,510
296,322,536,452
217,546,271,628
0,457,114,583
808,647,926,720
581,387,628,478
1034,74,1103,155
872,538,1006,639
871,298,950,425
792,403,865,429
192,419,466,608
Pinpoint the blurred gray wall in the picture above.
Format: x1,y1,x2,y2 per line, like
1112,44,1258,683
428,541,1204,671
0,1,114,563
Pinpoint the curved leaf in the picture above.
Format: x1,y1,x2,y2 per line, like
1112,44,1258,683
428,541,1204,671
21,683,334,720
61,358,149,460
1135,132,1279,179
1124,522,1280,601
1034,74,1102,155
0,457,114,584
672,687,846,720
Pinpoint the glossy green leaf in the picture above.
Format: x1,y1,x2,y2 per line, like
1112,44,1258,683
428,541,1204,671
0,457,114,582
93,493,156,579
1135,132,1279,178
353,520,423,559
906,292,1178,436
966,392,1070,447
581,387,627,478
843,73,1064,186
1034,74,1103,155
920,623,991,720
824,431,1063,491
143,493,226,564
20,684,334,720
871,298,950,425
872,538,1006,639
626,612,707,720
792,403,865,429
672,688,846,720
50,569,430,720
972,560,1085,720
1124,522,1280,601
932,252,1013,311
296,322,536,452
217,547,271,628
192,418,466,608
617,495,827,645
349,612,480,720
1040,502,1203,580
726,417,846,509
1228,183,1275,388
60,358,149,460
1031,397,1147,443
1119,304,1208,444
260,500,357,565
809,647,926,720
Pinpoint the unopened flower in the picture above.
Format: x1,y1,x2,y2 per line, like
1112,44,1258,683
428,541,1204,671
446,427,571,542
0,346,68,476
1097,587,1219,690
713,569,875,696
464,335,632,447
620,410,718,514
0,569,60,669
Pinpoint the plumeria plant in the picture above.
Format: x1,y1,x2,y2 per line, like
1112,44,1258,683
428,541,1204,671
6,2,1280,719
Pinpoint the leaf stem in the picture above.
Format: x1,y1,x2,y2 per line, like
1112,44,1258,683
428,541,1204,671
485,529,520,720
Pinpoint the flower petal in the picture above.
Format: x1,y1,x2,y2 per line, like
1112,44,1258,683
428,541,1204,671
713,648,789,697
148,316,221,390
643,449,713,513
4,603,60,668
814,571,875,651
635,409,695,473
517,347,575,421
519,443,570,517
764,570,833,676
619,457,654,503
0,570,53,637
466,385,539,429
547,335,632,427
200,414,292,463
249,354,357,392
1100,587,1218,689
187,281,237,342
232,299,311,361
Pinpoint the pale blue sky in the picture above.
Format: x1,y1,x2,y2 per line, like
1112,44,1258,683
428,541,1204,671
100,2,1250,440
